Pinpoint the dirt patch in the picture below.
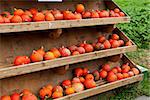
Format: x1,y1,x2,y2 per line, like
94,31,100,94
127,49,150,69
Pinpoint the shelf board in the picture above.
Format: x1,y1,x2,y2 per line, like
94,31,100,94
0,45,136,79
0,17,130,33
56,74,143,100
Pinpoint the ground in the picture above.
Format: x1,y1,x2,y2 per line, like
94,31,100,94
127,49,150,69
135,96,150,100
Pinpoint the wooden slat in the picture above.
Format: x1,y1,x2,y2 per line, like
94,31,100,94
0,17,130,33
0,45,136,79
96,80,106,86
0,34,2,65
56,74,143,100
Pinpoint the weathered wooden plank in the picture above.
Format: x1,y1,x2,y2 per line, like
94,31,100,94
0,34,2,66
56,74,143,100
0,17,130,33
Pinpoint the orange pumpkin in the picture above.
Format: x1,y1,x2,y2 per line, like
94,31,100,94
52,85,63,92
65,87,75,95
22,89,32,95
50,48,61,58
52,91,63,99
132,68,140,75
76,4,85,13
79,77,85,83
84,79,96,89
36,46,45,56
11,93,20,100
14,8,24,16
85,74,94,80
1,95,11,100
39,87,52,99
45,84,53,91
44,51,55,60
22,94,37,100
30,50,43,62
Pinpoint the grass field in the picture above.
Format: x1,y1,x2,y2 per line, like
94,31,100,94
109,0,150,99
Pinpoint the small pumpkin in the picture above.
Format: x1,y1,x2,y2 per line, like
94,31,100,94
52,91,63,99
22,94,37,100
39,87,52,99
45,84,53,91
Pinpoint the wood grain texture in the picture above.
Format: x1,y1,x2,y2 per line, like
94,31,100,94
0,34,2,66
0,27,137,79
0,17,130,33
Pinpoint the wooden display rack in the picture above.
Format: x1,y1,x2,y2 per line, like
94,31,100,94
0,0,143,99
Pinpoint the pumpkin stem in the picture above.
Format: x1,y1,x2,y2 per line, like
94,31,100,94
32,50,37,54
41,46,44,50
14,8,17,11
20,93,23,96
126,63,129,66
83,40,87,44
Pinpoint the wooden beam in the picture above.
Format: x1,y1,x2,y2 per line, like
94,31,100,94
0,17,130,33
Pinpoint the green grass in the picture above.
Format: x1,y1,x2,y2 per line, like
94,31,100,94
126,49,149,68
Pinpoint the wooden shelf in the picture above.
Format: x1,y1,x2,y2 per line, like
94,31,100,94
0,0,130,33
56,74,143,100
0,17,130,33
0,45,136,79
0,27,136,79
0,54,144,97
